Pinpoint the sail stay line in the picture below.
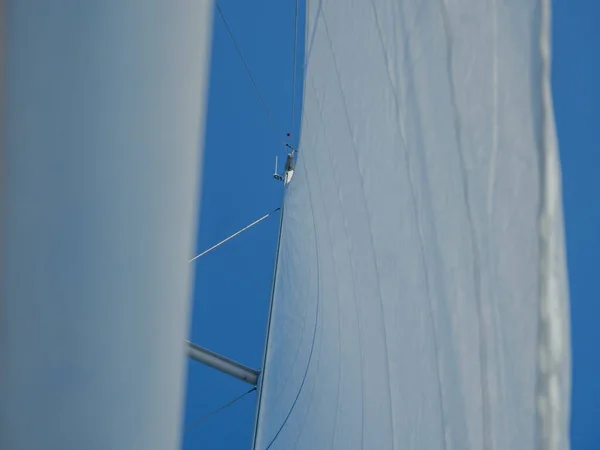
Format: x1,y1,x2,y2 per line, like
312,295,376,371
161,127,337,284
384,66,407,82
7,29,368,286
216,1,302,151
189,208,281,262
185,387,257,433
216,2,290,149
187,1,302,445
290,0,300,138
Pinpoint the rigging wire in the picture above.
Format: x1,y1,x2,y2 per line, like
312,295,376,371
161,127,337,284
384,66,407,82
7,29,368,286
290,0,300,137
185,387,257,432
189,208,280,262
216,3,285,145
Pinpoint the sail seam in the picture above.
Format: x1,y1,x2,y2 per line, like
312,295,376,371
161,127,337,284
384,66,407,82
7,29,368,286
291,284,325,450
305,0,325,68
366,3,455,450
439,2,492,449
290,206,326,449
267,265,313,408
486,0,500,217
263,155,322,450
485,1,511,446
251,202,287,449
288,136,327,450
259,0,314,428
304,86,341,450
311,78,365,450
322,10,394,450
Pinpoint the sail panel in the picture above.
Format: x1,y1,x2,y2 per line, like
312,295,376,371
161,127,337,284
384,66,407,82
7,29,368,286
0,2,213,449
254,0,570,449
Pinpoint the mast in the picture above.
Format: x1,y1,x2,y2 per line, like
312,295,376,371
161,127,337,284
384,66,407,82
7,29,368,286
251,198,287,447
187,341,260,386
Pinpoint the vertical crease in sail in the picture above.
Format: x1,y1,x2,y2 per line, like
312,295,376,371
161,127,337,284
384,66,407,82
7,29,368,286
536,0,571,449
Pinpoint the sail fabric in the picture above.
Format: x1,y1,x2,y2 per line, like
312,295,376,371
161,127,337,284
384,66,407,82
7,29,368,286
254,0,570,449
0,2,212,449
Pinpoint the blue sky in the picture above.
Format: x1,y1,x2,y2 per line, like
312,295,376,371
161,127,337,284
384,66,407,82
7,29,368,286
183,1,598,449
553,0,600,448
183,2,304,449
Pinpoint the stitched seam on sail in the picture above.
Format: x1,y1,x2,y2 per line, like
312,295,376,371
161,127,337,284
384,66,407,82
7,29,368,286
366,3,452,449
305,0,325,69
322,10,394,449
310,78,365,450
439,2,492,449
264,155,321,450
290,123,330,450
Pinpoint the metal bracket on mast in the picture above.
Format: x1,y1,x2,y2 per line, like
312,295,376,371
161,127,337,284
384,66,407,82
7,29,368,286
186,340,260,386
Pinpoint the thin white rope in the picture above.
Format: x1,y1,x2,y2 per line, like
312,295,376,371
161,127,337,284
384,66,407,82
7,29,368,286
189,208,280,262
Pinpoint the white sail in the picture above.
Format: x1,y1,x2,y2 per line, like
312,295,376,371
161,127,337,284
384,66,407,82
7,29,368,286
0,2,212,449
254,1,570,449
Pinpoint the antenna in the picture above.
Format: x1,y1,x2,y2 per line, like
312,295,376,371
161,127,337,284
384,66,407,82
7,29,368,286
273,155,282,181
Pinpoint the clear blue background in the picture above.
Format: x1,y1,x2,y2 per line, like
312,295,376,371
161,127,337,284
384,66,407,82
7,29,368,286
554,0,600,448
183,2,304,449
183,1,599,449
